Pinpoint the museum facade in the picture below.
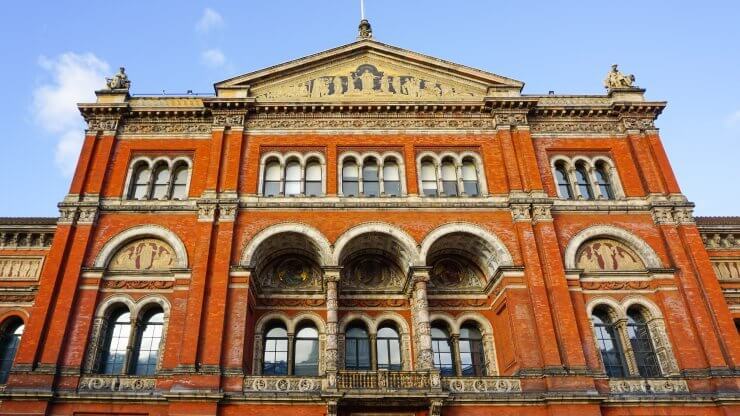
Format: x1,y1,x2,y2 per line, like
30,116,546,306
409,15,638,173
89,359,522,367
0,22,738,416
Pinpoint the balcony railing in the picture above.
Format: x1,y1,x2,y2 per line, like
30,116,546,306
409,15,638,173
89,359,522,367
336,370,438,392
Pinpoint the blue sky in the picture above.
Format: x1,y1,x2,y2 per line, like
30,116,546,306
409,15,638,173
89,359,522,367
0,1,738,217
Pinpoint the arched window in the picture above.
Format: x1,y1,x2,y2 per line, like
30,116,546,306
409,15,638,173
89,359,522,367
130,163,151,200
284,160,302,196
459,324,485,376
362,158,380,197
554,162,573,199
575,163,594,200
304,160,323,196
591,308,627,377
345,324,370,370
461,159,479,196
133,309,164,376
171,163,189,200
627,308,661,377
421,160,438,197
151,164,171,200
431,325,454,376
102,309,132,375
595,162,614,199
0,319,24,383
263,325,289,375
376,326,401,370
263,160,281,197
440,159,458,197
294,326,319,376
342,160,360,196
382,160,401,197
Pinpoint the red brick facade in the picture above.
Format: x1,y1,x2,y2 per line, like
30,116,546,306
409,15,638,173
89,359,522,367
0,36,738,415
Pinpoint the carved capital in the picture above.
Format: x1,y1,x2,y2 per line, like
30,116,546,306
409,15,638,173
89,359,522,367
197,202,217,222
218,203,238,222
531,204,553,223
511,204,531,222
58,207,77,225
494,112,527,128
651,207,675,225
77,207,99,225
673,207,695,225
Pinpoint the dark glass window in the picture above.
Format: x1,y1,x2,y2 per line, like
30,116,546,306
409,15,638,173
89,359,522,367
284,161,301,196
575,164,594,200
304,161,323,196
363,159,380,197
459,325,485,376
131,164,151,200
461,160,479,196
342,160,359,196
595,163,614,199
151,164,171,200
0,320,24,383
294,326,319,376
420,161,438,197
592,309,627,377
440,160,458,196
382,161,401,196
102,310,132,375
263,161,281,196
133,310,164,376
345,325,371,370
376,326,402,370
171,164,189,200
555,164,573,199
263,326,288,375
627,309,661,377
431,326,454,376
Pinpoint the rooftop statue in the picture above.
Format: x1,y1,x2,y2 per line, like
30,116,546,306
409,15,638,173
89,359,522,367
604,64,636,89
105,67,131,90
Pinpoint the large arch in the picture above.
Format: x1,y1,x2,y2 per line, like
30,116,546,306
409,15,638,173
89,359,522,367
332,222,419,266
240,223,332,267
564,225,663,270
94,225,189,269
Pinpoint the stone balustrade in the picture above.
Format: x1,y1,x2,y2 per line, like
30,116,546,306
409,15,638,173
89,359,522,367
336,370,440,392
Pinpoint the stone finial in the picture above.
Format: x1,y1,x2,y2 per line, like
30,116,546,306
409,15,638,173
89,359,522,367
604,64,636,90
358,19,373,39
105,67,131,90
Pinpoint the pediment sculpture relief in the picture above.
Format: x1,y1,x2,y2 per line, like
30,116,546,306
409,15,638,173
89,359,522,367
253,62,480,102
576,239,645,272
108,238,175,271
428,257,484,290
258,255,322,290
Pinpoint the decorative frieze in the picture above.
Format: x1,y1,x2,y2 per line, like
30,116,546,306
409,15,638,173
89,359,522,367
0,231,53,250
245,112,496,130
101,280,175,290
0,256,43,279
494,113,527,127
86,117,120,133
580,280,650,291
78,376,156,393
122,117,212,136
213,113,245,128
609,378,689,394
442,377,522,393
243,376,321,393
711,260,740,279
529,120,621,134
622,117,656,131
702,233,740,250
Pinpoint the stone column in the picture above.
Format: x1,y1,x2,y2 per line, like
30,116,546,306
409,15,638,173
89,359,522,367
323,267,341,389
410,267,434,370
450,334,462,376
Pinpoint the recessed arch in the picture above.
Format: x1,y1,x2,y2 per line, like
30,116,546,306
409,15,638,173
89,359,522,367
93,294,136,319
292,312,326,334
254,312,292,334
94,225,188,269
429,312,458,335
564,225,663,270
241,223,332,267
339,312,376,334
332,222,419,267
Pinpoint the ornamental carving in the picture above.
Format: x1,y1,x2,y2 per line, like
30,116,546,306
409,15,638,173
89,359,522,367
443,377,522,393
87,117,119,132
580,280,650,291
702,233,740,249
576,239,644,272
0,293,35,303
243,376,321,393
102,280,175,290
108,238,175,271
245,114,496,130
258,255,322,290
253,62,480,102
529,120,621,134
622,117,655,131
712,260,740,279
122,117,212,135
604,64,636,90
338,298,407,308
428,257,483,290
427,298,488,308
0,231,53,249
258,298,326,307
0,256,43,279
79,376,155,392
609,378,688,394
341,255,404,291
105,67,131,90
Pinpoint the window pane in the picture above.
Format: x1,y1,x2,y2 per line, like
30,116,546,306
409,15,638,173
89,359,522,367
442,181,458,197
264,181,281,197
0,322,23,383
285,162,301,196
575,166,594,200
132,167,151,200
383,162,400,181
441,162,456,181
102,312,131,375
305,181,322,196
171,166,189,200
364,181,379,197
134,311,164,375
342,161,359,196
342,162,358,179
463,181,479,196
265,162,281,180
461,161,477,181
305,162,322,181
345,326,370,370
595,166,614,199
377,327,401,370
555,166,573,199
421,162,438,197
431,326,454,376
263,326,288,375
384,181,401,196
592,311,627,378
363,160,379,197
627,310,661,377
152,166,170,200
294,338,319,376
305,161,323,195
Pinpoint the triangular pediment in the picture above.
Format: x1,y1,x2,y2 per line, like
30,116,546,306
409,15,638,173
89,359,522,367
215,40,523,102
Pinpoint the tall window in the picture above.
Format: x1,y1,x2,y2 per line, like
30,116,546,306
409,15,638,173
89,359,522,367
376,326,402,370
459,325,485,376
102,310,132,375
627,309,661,377
304,160,323,196
263,325,289,375
383,160,401,196
171,164,189,200
555,162,573,199
431,326,454,376
284,160,302,196
362,159,380,197
263,160,281,196
131,164,151,200
294,326,319,376
440,159,458,196
421,160,438,197
133,309,164,376
151,164,170,200
0,319,24,383
461,159,479,196
591,308,627,378
342,160,360,196
595,162,614,199
345,324,371,370
575,163,594,199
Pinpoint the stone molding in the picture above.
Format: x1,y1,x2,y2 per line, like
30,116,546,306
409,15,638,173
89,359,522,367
442,376,522,393
609,378,689,394
0,230,53,250
243,376,322,393
651,206,695,226
78,376,156,393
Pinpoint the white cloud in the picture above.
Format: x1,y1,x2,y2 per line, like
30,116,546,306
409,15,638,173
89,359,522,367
196,8,224,33
201,48,226,68
33,52,109,175
727,110,740,127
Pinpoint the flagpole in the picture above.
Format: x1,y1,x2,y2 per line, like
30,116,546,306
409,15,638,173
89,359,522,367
361,0,365,20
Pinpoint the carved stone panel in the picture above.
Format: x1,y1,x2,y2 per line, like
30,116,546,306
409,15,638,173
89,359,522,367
108,238,175,271
712,260,740,279
0,256,43,279
427,256,484,291
341,255,405,291
258,255,322,291
576,239,644,272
